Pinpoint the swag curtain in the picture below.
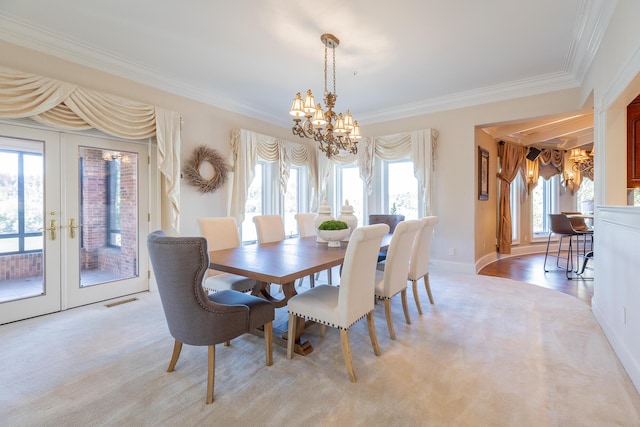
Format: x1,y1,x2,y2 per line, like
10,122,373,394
320,129,438,215
497,141,527,254
520,149,565,196
230,128,437,226
229,129,319,225
0,67,182,234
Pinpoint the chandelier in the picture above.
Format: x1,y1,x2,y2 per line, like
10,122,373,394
289,33,361,158
570,147,594,179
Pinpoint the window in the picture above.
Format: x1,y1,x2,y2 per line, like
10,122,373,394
531,175,559,238
283,166,309,237
576,177,594,213
384,159,419,219
0,148,43,254
335,164,365,226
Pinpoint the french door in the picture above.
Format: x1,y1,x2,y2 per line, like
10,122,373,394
0,123,150,324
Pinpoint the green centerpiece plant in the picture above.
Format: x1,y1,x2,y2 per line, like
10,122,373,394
317,220,349,247
318,220,348,230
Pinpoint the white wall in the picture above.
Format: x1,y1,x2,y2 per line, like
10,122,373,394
592,207,640,391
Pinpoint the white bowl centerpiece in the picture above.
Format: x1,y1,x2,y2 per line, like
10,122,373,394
317,220,349,247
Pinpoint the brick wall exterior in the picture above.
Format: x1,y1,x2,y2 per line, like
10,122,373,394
0,253,43,280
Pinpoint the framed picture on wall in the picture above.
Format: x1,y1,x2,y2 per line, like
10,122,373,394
478,147,489,200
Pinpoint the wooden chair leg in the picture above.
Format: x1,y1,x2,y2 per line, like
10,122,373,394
384,299,396,340
412,279,423,315
287,313,297,359
167,340,182,372
264,321,273,366
424,273,435,305
206,345,215,404
366,312,381,356
401,289,411,325
340,329,357,382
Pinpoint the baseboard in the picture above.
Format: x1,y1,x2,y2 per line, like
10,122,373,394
592,297,640,394
475,243,561,273
432,259,476,275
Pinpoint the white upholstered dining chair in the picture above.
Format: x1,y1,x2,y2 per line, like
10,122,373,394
294,213,318,288
253,214,286,244
374,219,423,340
197,217,257,293
408,216,439,314
287,223,390,382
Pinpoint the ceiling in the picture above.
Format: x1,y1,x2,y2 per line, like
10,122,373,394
482,111,594,152
0,1,611,147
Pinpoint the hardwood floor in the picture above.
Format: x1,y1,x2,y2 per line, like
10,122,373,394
478,252,594,306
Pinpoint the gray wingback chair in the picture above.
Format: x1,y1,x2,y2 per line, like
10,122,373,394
147,231,275,404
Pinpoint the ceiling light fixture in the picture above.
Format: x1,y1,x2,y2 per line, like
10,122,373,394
289,33,361,158
570,147,594,178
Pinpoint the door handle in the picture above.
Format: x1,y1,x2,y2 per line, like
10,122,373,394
44,219,57,241
69,218,83,239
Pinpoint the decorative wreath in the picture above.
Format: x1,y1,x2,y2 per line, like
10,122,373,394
182,145,230,193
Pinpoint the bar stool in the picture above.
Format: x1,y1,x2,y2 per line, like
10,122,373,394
543,214,592,279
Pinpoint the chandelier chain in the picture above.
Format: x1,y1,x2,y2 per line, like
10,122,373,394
332,44,336,95
324,45,328,95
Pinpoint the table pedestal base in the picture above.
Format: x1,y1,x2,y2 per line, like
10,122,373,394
251,281,314,355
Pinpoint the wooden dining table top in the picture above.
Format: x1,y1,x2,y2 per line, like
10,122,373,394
209,234,391,285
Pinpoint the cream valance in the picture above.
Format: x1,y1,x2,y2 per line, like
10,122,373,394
0,66,182,234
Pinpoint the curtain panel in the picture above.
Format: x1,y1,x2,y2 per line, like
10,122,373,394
0,66,182,234
497,141,527,254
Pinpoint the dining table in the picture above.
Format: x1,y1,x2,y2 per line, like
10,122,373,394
209,234,391,355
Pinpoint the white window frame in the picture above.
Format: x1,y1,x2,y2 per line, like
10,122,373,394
382,158,421,220
531,175,559,242
282,165,310,237
333,163,366,226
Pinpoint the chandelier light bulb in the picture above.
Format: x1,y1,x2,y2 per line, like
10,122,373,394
289,92,304,118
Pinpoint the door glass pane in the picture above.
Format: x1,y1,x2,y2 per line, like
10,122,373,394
0,142,45,303
78,147,138,287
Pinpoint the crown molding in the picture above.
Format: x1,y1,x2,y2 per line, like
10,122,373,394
358,72,581,124
567,0,617,83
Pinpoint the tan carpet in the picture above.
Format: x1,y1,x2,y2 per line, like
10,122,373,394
1,271,639,426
